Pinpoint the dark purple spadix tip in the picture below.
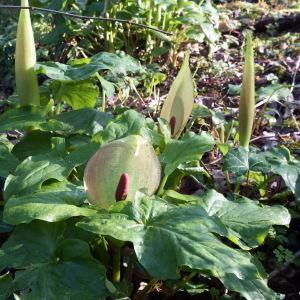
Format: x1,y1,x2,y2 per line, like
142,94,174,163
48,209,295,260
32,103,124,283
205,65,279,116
115,173,129,202
170,116,176,135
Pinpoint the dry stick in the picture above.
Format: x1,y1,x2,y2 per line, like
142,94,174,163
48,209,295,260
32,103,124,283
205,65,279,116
250,131,300,143
0,5,173,36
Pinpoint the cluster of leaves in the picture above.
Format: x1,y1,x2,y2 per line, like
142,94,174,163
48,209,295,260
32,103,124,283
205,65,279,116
0,0,220,96
1,1,300,299
0,100,295,299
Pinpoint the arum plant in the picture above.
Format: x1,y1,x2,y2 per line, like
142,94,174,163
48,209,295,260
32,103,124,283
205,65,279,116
84,134,161,282
84,135,161,209
15,0,40,106
160,53,194,138
239,31,255,149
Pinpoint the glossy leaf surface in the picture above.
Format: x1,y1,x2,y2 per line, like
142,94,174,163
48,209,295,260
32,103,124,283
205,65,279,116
77,195,279,299
0,221,109,300
4,182,97,225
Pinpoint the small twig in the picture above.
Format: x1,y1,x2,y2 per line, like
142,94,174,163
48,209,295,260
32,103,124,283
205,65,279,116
0,5,172,36
250,132,300,143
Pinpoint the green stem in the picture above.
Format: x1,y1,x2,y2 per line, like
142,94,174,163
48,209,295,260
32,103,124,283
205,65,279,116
93,236,110,267
246,170,250,187
158,174,168,196
155,4,162,24
94,73,106,112
54,102,62,115
102,90,106,112
112,246,121,283
146,0,154,51
224,171,231,192
172,272,196,294
199,161,213,184
234,182,241,194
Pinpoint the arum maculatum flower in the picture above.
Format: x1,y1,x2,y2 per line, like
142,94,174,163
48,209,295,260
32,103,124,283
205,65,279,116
15,0,40,106
160,53,194,138
84,135,161,209
115,173,129,202
239,31,255,150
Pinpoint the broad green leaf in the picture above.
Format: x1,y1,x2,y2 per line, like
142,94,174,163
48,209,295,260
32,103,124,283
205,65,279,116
228,84,241,96
65,142,100,166
200,189,290,248
4,181,96,225
239,32,255,149
77,196,266,285
165,189,290,248
12,131,54,161
223,147,249,176
0,211,13,234
5,136,101,201
248,150,271,173
75,0,87,9
50,80,99,110
199,22,219,43
84,135,161,209
160,54,194,137
263,147,300,200
0,143,19,177
160,132,215,176
4,152,74,200
257,83,293,103
36,52,144,82
98,75,115,96
224,147,272,176
221,273,281,300
191,104,212,119
92,52,145,79
0,273,13,300
0,105,47,132
41,109,112,136
15,0,40,106
0,221,110,300
92,110,146,144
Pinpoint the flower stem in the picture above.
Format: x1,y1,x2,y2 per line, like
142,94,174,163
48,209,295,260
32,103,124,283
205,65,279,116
158,174,168,196
112,246,121,283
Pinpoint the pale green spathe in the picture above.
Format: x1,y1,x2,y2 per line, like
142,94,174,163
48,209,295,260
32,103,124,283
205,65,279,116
15,0,40,106
84,135,161,209
239,32,255,149
160,53,194,137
